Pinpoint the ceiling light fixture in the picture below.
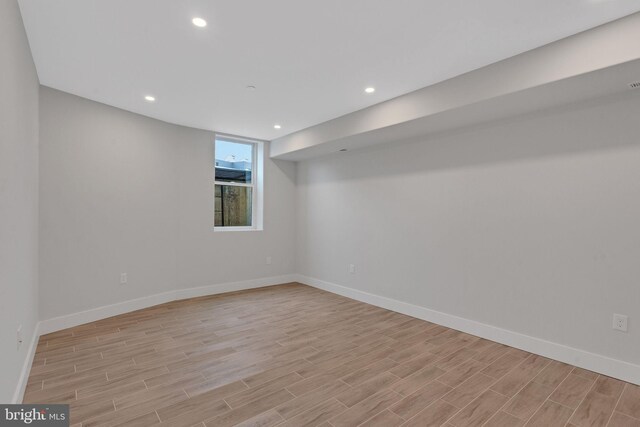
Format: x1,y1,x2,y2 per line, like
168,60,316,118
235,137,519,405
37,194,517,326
274,124,282,129
364,87,376,94
192,17,207,28
144,95,156,102
246,85,256,90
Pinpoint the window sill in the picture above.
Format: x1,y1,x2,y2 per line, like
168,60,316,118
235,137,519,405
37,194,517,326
213,226,263,232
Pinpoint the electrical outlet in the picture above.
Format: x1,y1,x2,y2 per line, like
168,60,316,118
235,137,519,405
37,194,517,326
120,272,128,285
17,324,23,350
349,264,356,274
266,256,272,265
613,313,628,332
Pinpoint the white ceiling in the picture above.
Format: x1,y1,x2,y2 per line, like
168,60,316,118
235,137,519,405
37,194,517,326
18,0,640,140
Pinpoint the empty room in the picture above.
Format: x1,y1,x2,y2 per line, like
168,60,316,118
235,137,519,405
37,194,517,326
2,0,640,426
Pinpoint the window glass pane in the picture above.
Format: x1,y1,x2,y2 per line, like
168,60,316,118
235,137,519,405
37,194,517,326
215,139,253,184
215,185,252,227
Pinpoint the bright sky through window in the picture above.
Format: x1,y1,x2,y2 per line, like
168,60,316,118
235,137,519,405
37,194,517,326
215,139,252,164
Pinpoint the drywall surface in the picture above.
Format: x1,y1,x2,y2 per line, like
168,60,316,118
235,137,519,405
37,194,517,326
296,91,640,368
176,133,296,288
39,87,295,320
0,0,40,403
272,12,640,160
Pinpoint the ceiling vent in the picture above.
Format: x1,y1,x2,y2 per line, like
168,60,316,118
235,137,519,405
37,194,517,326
629,82,640,89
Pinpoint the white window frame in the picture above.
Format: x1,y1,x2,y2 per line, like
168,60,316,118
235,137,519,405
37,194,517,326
213,133,264,232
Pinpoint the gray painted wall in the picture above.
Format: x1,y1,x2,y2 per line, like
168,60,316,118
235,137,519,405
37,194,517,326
296,91,640,367
0,0,40,403
39,87,295,321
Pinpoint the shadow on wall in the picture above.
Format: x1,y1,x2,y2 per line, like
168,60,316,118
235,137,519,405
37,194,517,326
297,90,640,184
273,158,297,183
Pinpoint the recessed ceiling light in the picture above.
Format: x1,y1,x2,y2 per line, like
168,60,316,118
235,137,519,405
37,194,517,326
144,95,156,102
339,148,348,152
192,17,207,28
364,87,376,94
246,85,256,90
274,124,282,129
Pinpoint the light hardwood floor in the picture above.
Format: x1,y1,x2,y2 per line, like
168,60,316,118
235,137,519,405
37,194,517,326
24,283,639,427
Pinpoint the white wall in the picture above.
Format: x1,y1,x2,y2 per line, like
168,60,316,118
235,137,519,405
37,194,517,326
296,91,640,369
39,87,295,321
177,136,296,289
0,0,40,403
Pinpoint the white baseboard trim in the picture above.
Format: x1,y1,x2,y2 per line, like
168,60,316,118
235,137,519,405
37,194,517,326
13,321,41,404
295,274,640,386
39,274,297,335
39,291,175,335
174,275,296,300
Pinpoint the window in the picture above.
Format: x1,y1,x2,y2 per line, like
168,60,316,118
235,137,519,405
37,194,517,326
214,135,263,231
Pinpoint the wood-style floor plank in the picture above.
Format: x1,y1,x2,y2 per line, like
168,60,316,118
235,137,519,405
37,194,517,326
23,283,639,427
